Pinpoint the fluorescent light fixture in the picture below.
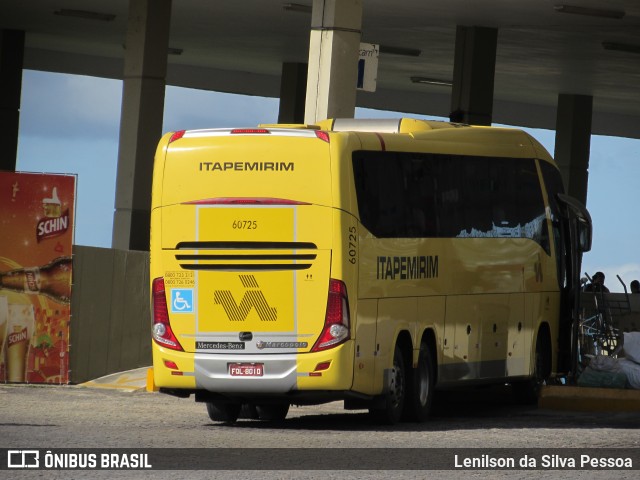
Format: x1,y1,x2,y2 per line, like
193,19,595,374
554,5,625,19
122,45,184,56
602,42,640,54
411,76,453,87
379,45,421,57
282,3,312,13
54,9,116,22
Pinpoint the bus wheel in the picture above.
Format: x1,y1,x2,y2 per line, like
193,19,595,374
405,341,434,422
256,404,290,422
370,344,406,424
206,401,241,423
513,330,551,405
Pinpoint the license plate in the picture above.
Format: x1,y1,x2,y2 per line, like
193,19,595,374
229,363,264,377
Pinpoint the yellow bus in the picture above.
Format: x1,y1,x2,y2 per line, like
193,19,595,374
149,118,591,424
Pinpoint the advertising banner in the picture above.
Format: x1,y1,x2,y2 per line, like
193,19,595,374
0,172,76,384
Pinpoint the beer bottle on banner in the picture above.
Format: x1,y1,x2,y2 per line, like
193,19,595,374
0,256,72,304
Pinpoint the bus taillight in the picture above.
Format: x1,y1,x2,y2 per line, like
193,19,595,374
312,279,350,352
315,130,330,143
168,130,186,143
152,277,184,351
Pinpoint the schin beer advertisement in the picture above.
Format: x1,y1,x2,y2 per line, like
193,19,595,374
0,172,76,384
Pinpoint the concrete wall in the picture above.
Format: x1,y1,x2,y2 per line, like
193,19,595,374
70,246,151,383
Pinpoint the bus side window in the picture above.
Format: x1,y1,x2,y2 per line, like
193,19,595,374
539,161,567,286
353,152,547,247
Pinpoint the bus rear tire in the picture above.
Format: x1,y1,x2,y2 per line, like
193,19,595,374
404,341,434,422
513,328,551,405
256,404,290,422
206,401,241,423
369,344,406,425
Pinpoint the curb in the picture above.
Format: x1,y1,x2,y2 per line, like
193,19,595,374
539,385,640,412
79,367,151,392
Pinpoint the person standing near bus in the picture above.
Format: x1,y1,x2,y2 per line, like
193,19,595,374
584,271,610,293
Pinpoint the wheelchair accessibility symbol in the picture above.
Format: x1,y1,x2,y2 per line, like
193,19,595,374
171,289,194,313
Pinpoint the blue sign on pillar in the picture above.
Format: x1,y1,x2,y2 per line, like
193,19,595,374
357,59,365,89
358,43,379,92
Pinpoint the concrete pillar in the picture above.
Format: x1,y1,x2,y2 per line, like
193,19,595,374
304,0,362,124
112,0,172,251
554,94,593,205
449,26,498,126
279,63,308,124
0,30,24,172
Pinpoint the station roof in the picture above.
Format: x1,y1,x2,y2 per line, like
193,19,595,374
4,0,640,138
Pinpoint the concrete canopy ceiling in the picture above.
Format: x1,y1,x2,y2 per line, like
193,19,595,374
3,0,640,138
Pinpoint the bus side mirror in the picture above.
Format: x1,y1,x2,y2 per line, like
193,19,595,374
577,219,592,253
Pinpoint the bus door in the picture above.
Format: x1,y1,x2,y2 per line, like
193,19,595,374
555,193,592,377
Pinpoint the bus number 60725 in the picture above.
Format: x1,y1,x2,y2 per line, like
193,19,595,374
348,226,357,264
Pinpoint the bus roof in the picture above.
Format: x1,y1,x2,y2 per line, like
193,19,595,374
168,118,554,163
314,118,553,162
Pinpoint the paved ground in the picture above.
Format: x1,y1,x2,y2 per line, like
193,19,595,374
1,380,639,479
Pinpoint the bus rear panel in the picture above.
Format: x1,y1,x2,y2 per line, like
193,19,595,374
150,128,356,401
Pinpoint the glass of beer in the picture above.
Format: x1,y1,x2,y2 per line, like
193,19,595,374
6,304,34,383
42,186,62,218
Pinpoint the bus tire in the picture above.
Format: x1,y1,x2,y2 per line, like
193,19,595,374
369,344,406,425
256,404,290,422
404,341,434,422
206,401,241,423
513,329,551,405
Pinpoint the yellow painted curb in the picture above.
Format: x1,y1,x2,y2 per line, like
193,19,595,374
539,385,640,412
78,367,149,392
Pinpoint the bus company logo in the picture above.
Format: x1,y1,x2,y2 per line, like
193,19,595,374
213,275,277,322
199,161,294,172
376,255,439,280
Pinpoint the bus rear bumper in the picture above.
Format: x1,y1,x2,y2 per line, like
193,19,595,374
193,342,355,393
153,341,355,395
194,352,298,393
